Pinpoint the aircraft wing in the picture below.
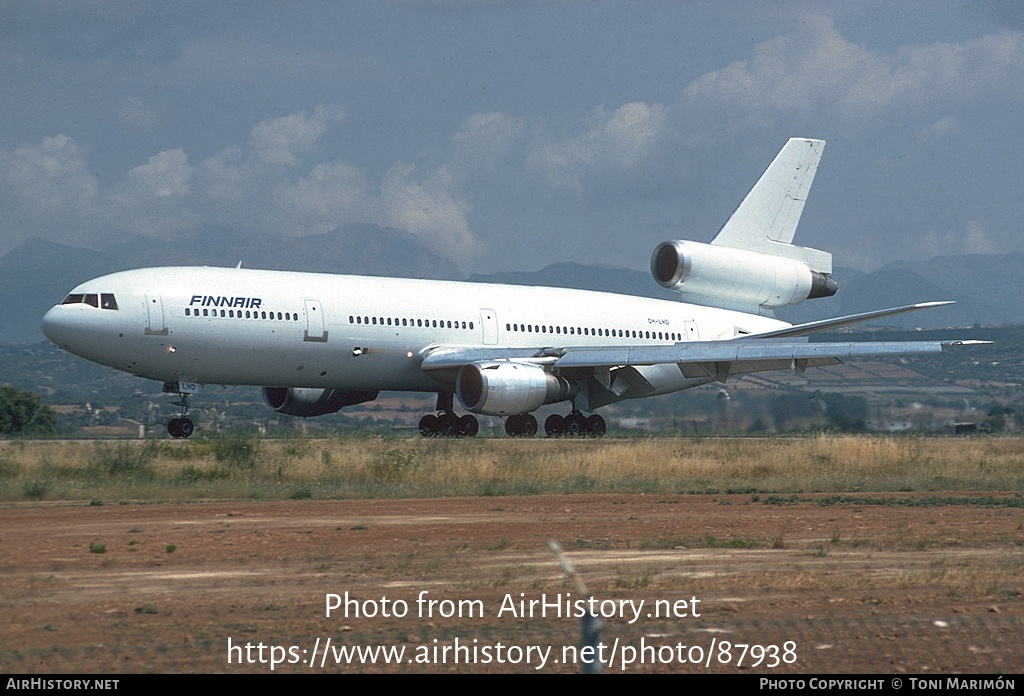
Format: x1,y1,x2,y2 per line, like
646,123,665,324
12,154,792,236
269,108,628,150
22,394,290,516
420,298,989,396
421,339,987,373
745,301,954,339
547,339,984,379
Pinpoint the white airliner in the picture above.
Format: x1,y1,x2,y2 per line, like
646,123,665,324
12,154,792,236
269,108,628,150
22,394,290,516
42,138,981,438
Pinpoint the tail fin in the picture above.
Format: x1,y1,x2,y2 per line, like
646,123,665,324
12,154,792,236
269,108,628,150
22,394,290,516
711,138,831,273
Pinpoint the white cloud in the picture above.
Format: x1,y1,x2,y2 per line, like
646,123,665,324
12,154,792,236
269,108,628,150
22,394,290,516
915,220,1002,260
122,149,191,198
0,106,487,262
249,105,342,168
450,112,524,175
378,162,477,259
681,19,1024,134
527,101,668,198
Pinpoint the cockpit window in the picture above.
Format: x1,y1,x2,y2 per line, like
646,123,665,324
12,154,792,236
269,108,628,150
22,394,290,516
60,293,118,310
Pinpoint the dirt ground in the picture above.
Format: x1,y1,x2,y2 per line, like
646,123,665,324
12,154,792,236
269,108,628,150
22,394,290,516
1,493,1021,674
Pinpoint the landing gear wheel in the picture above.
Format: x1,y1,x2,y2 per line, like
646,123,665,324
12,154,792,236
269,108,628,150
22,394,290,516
505,414,522,437
545,414,566,438
587,414,606,437
565,411,588,437
419,414,439,437
167,417,195,439
436,412,458,437
457,414,479,437
505,414,538,437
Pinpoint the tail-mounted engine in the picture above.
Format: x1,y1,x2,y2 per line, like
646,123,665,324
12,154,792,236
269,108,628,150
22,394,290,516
651,240,837,312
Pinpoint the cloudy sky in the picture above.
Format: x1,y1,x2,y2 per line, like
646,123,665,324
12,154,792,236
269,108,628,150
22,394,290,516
2,1,1023,275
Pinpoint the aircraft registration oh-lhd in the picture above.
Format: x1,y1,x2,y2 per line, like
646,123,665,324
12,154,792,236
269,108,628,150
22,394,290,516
42,138,985,439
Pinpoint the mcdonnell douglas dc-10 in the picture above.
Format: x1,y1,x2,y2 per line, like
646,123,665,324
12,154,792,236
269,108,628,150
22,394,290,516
42,138,982,438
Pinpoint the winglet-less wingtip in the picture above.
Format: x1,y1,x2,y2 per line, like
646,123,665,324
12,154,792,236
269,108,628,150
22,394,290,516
750,301,957,340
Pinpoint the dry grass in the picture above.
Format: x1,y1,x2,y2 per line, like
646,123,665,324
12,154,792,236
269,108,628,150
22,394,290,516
1,434,1023,503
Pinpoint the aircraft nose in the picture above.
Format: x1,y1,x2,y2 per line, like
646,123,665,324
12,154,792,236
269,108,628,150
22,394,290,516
41,305,73,347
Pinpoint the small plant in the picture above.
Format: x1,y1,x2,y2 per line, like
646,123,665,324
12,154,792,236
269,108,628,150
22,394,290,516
22,481,50,500
89,542,106,554
165,544,176,553
211,432,260,470
134,604,158,614
88,443,157,479
369,448,419,482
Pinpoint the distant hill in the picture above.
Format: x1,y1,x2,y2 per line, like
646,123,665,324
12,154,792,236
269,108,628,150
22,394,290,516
780,254,1023,328
103,224,462,279
468,262,677,301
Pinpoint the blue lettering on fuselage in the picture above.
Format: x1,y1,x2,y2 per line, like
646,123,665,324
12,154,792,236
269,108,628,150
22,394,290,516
189,295,263,309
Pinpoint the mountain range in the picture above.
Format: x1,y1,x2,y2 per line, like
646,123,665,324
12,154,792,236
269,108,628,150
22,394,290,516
2,226,1021,344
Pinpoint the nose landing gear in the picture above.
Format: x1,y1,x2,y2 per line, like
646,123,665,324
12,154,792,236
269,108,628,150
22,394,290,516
167,391,195,439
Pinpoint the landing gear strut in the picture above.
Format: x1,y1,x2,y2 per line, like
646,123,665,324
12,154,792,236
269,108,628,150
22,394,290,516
419,393,478,438
167,392,195,439
544,409,605,438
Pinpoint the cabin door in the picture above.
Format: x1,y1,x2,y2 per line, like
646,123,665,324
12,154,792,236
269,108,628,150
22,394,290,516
145,294,167,335
304,299,328,342
480,308,498,345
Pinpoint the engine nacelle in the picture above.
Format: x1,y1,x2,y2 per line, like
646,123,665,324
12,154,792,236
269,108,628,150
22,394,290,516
651,240,837,310
262,387,378,417
456,361,576,416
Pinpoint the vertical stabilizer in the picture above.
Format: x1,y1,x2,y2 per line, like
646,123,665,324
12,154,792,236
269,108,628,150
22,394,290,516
711,138,830,273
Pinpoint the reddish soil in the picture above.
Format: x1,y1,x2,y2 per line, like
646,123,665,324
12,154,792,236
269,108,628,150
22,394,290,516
1,493,1021,674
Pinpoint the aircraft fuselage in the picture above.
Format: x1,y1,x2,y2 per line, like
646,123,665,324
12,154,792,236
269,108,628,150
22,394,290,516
41,265,786,394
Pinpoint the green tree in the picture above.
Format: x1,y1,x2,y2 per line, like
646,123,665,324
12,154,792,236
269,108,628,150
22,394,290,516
0,386,56,436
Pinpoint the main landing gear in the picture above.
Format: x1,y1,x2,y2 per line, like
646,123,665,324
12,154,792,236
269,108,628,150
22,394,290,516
167,391,195,439
505,410,606,438
419,393,479,438
544,409,606,438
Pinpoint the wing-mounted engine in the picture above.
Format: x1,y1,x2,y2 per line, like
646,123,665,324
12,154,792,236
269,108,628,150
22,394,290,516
650,240,837,314
456,361,576,416
262,387,378,417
